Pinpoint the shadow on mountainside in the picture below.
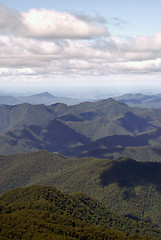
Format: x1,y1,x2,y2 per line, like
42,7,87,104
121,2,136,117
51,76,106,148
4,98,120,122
100,159,161,190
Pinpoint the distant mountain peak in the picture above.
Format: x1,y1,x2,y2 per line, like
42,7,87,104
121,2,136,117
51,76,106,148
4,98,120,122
30,92,55,98
99,98,118,104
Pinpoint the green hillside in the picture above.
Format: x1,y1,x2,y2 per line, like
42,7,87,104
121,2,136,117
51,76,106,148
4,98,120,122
0,185,157,239
1,150,161,228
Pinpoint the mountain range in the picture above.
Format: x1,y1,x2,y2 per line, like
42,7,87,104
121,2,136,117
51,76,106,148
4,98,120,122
0,97,161,162
115,93,161,108
0,91,88,106
2,91,161,108
1,95,161,239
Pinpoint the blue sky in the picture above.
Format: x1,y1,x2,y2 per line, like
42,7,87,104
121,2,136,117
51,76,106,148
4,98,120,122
1,0,161,94
3,0,161,36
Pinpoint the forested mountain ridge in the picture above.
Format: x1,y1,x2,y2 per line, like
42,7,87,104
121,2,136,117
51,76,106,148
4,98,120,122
1,150,161,229
1,98,161,158
0,185,158,239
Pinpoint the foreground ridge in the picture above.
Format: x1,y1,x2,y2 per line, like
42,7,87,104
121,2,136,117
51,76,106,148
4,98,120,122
0,185,157,239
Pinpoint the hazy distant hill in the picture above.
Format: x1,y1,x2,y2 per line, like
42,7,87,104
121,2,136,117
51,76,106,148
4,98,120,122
0,92,86,106
0,95,21,105
115,93,161,108
19,91,83,105
2,91,161,108
1,150,161,232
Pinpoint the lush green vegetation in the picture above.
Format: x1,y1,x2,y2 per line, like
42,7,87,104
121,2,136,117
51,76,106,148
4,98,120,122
0,185,157,239
1,151,161,230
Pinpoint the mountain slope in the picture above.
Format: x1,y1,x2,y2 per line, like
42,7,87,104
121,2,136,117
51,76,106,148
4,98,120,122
0,103,69,134
0,185,158,239
69,144,161,162
66,111,156,141
1,150,161,229
62,128,161,161
69,98,130,119
116,111,155,134
0,119,89,155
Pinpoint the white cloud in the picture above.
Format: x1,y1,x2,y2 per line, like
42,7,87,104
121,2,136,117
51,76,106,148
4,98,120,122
0,5,108,39
23,9,108,39
1,34,161,75
1,4,161,87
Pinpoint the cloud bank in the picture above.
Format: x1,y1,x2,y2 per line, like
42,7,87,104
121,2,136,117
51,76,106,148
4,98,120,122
0,4,161,87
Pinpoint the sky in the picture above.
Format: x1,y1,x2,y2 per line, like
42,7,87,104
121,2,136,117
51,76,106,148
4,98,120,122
1,0,161,94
